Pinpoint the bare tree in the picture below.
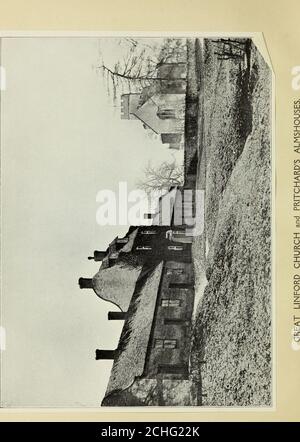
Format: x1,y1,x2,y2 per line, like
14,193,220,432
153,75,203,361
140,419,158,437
97,41,160,101
158,37,187,64
136,160,184,195
212,38,250,61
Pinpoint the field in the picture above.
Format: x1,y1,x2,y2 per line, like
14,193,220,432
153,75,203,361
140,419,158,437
190,38,272,406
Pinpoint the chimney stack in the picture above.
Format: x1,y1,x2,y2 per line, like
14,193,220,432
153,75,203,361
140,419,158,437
88,251,106,261
78,277,93,289
95,349,116,360
108,311,127,321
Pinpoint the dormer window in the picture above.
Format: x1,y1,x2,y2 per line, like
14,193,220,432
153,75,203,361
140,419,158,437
136,246,152,250
117,238,129,243
161,299,181,307
141,230,157,235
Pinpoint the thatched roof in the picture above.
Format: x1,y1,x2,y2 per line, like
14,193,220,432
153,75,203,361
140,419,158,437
103,261,164,399
92,262,141,311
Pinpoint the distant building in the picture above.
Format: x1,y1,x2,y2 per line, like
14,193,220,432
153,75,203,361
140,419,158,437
120,62,187,150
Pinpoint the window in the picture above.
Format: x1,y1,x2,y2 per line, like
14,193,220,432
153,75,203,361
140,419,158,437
117,238,128,243
161,299,181,307
141,230,157,235
135,246,152,250
166,268,184,276
154,339,177,349
157,364,188,375
157,109,176,120
172,230,185,235
169,282,193,289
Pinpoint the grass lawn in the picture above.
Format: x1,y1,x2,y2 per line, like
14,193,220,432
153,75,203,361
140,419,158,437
191,38,272,406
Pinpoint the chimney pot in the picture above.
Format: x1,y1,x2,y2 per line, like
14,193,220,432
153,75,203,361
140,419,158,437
78,278,93,289
95,349,116,360
108,311,127,320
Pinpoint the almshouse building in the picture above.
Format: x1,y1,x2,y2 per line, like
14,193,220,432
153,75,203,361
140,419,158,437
78,187,198,406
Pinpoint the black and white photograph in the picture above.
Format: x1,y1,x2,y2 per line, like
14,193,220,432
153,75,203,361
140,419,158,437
0,34,273,408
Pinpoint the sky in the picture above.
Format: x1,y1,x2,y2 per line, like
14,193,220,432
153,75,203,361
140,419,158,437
1,37,183,406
